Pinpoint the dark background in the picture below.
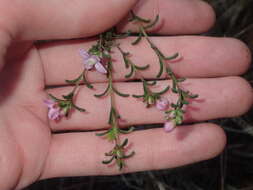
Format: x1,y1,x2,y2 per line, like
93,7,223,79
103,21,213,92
25,0,253,189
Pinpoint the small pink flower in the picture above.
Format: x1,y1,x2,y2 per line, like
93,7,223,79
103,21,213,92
44,99,56,109
156,97,169,111
164,121,176,132
48,107,61,120
44,99,62,121
79,49,107,74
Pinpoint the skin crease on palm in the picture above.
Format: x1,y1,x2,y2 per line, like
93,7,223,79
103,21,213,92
0,0,252,189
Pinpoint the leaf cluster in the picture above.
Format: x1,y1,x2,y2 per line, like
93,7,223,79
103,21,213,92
117,45,149,78
66,71,93,89
133,80,170,107
102,138,135,170
165,68,198,125
96,107,135,170
48,92,85,117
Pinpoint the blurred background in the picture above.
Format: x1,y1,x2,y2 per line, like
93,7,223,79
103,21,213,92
25,0,253,190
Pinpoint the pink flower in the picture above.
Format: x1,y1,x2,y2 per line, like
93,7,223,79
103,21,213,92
164,121,176,132
156,97,169,111
44,99,55,109
44,99,62,121
48,107,61,120
79,49,107,74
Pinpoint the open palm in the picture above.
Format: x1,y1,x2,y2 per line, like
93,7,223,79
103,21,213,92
0,0,252,190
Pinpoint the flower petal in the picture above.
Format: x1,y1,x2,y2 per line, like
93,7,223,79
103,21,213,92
48,107,61,120
44,99,56,109
164,121,176,132
95,62,107,74
83,61,94,70
90,55,101,62
79,49,90,59
156,97,169,111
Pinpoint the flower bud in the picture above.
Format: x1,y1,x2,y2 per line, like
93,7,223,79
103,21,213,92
164,121,176,133
48,107,61,121
156,97,169,111
147,96,155,105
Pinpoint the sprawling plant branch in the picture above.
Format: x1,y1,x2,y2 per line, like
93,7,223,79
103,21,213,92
93,32,135,170
45,10,199,170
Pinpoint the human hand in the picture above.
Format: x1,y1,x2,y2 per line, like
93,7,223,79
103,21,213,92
0,0,252,190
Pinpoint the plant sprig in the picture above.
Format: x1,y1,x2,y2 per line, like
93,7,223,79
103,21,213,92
129,11,179,78
66,70,93,89
45,10,201,171
165,67,198,125
130,11,199,128
96,106,135,169
48,83,85,117
91,30,135,170
133,79,170,108
101,138,135,170
117,45,149,78
94,60,130,98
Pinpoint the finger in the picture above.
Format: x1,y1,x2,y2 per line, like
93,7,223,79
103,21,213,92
0,45,45,104
38,37,251,86
117,0,216,35
47,77,253,131
40,123,226,178
1,0,138,41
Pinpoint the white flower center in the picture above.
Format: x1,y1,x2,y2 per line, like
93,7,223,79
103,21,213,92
87,58,97,65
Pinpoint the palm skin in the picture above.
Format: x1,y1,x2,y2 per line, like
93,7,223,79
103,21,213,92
0,0,252,190
0,43,52,190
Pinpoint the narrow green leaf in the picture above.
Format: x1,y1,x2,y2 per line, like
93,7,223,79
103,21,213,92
94,84,110,97
177,78,186,82
163,52,179,60
121,138,128,148
171,79,177,93
102,156,114,164
125,64,134,78
48,93,62,102
171,103,177,108
117,45,130,68
112,30,131,39
123,56,130,69
72,103,86,112
144,15,159,29
117,159,124,171
132,94,145,98
58,101,68,108
129,10,151,23
108,107,115,125
182,100,189,105
172,88,178,93
62,92,74,100
146,80,157,86
65,73,83,84
119,126,135,134
122,151,135,159
96,130,110,137
156,56,164,78
83,73,94,89
155,85,170,95
112,86,130,97
143,81,148,94
108,107,120,126
165,110,172,114
105,151,114,157
135,64,150,70
128,11,135,22
188,94,199,99
131,33,142,45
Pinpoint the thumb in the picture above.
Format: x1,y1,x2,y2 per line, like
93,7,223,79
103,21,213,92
0,0,139,41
